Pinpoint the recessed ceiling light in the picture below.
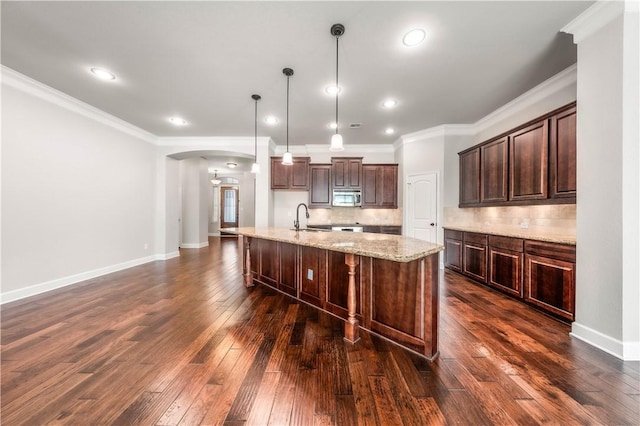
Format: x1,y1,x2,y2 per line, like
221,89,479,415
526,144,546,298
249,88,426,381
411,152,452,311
226,162,237,168
264,116,279,125
402,29,426,47
90,67,116,81
168,117,187,126
383,99,398,108
328,122,338,129
325,85,342,96
385,127,395,135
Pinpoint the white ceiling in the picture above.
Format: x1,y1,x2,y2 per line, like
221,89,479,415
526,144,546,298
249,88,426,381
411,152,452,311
1,1,592,151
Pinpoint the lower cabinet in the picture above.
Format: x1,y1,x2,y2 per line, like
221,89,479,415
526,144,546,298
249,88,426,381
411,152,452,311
463,232,488,283
444,228,575,322
299,246,326,308
524,240,576,321
488,235,524,297
325,251,361,320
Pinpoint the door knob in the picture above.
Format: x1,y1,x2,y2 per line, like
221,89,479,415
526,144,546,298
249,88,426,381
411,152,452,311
430,223,435,226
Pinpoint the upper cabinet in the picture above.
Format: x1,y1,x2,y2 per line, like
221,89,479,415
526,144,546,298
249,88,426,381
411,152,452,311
458,102,576,207
459,148,481,206
509,121,549,201
308,164,332,208
271,157,310,190
362,164,398,209
332,157,362,190
549,105,577,199
480,137,508,203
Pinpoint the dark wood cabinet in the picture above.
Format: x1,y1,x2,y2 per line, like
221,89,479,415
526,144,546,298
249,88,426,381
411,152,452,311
270,156,310,190
459,147,481,206
325,251,361,320
488,235,524,297
299,246,326,308
279,242,298,296
258,239,279,288
549,105,577,199
444,229,463,272
509,121,549,201
332,157,362,190
308,164,332,208
481,137,508,203
524,240,576,321
362,164,398,209
463,232,488,283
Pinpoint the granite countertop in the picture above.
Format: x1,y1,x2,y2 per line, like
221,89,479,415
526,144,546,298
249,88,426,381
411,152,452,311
443,224,576,245
224,227,443,262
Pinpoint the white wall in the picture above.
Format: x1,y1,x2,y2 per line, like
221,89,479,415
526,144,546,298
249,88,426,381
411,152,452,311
164,157,180,256
179,158,209,248
567,1,640,360
1,72,157,301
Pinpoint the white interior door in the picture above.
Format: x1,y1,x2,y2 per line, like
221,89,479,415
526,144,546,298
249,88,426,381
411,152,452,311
406,173,438,243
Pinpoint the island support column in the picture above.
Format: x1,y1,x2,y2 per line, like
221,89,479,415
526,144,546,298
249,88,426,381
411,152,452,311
344,253,360,343
243,236,254,287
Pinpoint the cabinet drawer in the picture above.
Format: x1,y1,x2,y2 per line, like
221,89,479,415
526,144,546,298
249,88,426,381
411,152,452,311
525,240,575,263
444,229,463,240
464,232,487,245
489,235,523,252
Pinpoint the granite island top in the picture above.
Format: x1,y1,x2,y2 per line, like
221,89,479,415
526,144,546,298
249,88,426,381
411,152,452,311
224,227,443,262
443,224,576,245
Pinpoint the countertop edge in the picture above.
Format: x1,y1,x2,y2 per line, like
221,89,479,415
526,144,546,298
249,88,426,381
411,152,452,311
443,225,576,245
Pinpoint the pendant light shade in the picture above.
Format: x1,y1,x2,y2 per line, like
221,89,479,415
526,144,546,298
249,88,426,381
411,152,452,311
251,94,261,174
210,169,221,186
282,67,294,166
330,23,345,152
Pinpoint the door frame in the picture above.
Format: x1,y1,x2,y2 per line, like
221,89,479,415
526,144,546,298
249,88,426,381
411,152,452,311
219,185,240,229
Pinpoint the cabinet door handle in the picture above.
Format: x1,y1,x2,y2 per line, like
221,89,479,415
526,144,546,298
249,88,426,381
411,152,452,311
430,223,436,226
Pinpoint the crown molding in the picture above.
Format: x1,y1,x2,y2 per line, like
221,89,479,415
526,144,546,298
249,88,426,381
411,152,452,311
305,144,395,154
1,65,158,145
472,63,577,136
155,136,270,148
395,124,474,149
561,0,625,44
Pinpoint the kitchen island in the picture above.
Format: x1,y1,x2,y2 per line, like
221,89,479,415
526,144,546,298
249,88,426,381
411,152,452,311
224,227,443,360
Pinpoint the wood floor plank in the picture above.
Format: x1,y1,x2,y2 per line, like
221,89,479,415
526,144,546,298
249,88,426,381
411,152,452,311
1,238,638,425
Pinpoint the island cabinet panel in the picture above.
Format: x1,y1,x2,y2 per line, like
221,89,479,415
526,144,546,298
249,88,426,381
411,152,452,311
308,164,332,208
299,246,326,308
258,239,280,288
480,137,509,203
368,255,438,356
509,121,548,201
488,235,524,297
249,238,260,277
524,240,576,321
325,251,361,320
459,147,481,206
279,242,298,296
444,229,463,272
463,232,488,283
549,105,577,199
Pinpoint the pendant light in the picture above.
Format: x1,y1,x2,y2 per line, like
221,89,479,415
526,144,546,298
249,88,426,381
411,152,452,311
282,68,294,165
210,169,221,186
251,94,261,174
330,23,345,152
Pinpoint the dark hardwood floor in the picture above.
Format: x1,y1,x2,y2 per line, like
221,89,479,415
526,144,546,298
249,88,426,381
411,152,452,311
1,237,638,425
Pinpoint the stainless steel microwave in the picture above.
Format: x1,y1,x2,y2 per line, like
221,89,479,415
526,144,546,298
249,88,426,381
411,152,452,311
332,190,362,207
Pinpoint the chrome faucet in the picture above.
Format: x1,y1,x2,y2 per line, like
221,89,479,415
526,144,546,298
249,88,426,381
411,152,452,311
294,203,309,231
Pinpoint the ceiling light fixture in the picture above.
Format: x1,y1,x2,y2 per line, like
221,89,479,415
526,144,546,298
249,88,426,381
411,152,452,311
402,29,426,47
328,122,338,129
383,99,398,108
90,67,116,81
264,116,278,125
168,117,187,126
385,127,395,135
251,94,261,174
210,170,221,186
330,23,345,152
282,68,294,166
325,85,341,96
226,162,237,169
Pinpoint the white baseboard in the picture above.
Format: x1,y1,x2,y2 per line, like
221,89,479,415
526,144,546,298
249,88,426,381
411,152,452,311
571,322,640,361
156,251,180,260
1,255,157,305
180,241,209,249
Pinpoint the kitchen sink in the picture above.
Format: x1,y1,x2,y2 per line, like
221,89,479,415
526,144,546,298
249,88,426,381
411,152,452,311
289,228,329,232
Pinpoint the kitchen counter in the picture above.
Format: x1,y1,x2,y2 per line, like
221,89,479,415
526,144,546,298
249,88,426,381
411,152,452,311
224,227,442,262
442,224,576,245
225,226,441,360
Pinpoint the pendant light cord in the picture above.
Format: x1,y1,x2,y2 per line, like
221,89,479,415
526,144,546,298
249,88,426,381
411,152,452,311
335,35,339,135
254,98,258,162
286,74,290,151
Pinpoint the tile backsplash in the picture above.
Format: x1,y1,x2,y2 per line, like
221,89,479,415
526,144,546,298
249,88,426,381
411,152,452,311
443,204,576,234
308,208,403,225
